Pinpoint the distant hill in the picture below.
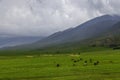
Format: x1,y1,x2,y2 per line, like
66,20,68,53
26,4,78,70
0,36,44,48
2,15,120,50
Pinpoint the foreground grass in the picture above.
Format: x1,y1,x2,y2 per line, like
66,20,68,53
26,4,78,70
0,50,119,80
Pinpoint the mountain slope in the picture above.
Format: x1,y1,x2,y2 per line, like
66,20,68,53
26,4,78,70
89,21,120,47
29,15,120,48
31,20,120,53
3,15,120,50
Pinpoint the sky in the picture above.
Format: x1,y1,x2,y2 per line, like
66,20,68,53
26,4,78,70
0,0,120,37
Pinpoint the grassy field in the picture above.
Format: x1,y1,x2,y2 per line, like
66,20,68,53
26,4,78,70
0,49,119,80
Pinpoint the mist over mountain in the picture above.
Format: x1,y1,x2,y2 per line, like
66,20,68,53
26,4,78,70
1,0,120,37
5,15,120,50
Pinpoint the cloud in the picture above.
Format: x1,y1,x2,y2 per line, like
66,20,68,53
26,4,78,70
0,0,120,37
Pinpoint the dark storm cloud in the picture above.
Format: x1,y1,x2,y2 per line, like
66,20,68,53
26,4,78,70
0,0,120,37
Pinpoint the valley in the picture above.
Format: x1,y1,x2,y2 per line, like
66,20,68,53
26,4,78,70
0,15,120,80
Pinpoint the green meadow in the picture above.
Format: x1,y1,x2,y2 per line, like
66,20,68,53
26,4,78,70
0,49,120,80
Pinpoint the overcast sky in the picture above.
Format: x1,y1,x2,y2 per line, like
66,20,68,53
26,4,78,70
0,0,120,37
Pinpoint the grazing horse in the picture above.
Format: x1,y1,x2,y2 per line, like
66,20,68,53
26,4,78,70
83,60,88,66
56,64,60,67
94,61,99,66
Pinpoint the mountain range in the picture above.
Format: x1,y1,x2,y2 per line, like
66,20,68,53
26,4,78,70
2,15,120,50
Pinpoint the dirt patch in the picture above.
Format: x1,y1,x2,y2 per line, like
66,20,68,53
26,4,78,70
26,56,34,58
69,54,80,57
